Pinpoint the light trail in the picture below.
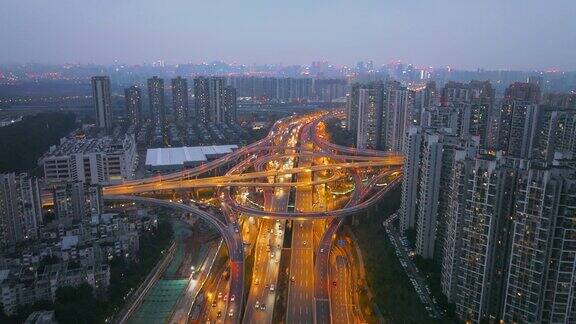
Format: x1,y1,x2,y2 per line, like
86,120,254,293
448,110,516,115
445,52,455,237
102,110,403,324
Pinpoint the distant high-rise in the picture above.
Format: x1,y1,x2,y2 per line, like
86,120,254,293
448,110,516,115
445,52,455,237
533,106,576,164
171,77,189,122
439,81,495,148
91,76,112,131
148,76,165,127
498,83,541,158
504,82,541,104
124,86,142,125
346,83,361,133
223,86,237,123
194,77,236,123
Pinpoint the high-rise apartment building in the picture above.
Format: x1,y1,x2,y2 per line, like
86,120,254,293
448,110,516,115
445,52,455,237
356,85,384,149
400,126,422,232
194,76,235,123
504,82,541,104
383,81,412,152
171,77,189,121
51,181,102,222
346,83,361,133
226,76,312,102
91,76,112,131
401,125,479,260
124,86,142,125
0,173,42,246
502,167,576,323
439,81,495,148
414,132,443,259
441,149,476,302
533,106,576,165
223,86,237,123
498,83,541,158
148,76,165,127
451,154,519,323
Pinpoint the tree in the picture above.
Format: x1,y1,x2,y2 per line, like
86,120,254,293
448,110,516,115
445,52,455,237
54,284,106,324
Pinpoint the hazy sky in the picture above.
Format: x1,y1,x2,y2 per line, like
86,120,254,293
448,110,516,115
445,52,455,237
1,0,575,70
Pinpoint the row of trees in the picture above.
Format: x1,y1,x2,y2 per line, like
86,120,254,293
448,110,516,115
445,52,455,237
0,113,77,174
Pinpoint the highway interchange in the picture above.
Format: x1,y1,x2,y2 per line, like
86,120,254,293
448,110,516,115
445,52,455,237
103,110,403,323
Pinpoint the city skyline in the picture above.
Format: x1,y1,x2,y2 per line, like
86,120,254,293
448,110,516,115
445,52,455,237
1,0,576,70
3,1,576,322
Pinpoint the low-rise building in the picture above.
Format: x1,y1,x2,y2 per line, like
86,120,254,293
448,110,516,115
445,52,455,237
145,145,238,172
40,127,137,185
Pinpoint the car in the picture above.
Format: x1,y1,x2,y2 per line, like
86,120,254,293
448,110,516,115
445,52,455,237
270,252,275,258
270,284,275,291
230,294,235,302
217,311,222,318
228,309,234,317
265,283,270,289
223,294,228,301
255,278,260,285
212,301,217,307
218,292,222,299
260,303,266,310
290,276,295,282
255,301,260,309
320,248,324,253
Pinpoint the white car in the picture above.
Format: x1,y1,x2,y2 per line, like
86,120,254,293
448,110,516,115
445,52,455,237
270,284,275,291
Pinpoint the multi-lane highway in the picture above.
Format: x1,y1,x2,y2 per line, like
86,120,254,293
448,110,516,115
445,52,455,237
286,131,316,323
102,110,404,324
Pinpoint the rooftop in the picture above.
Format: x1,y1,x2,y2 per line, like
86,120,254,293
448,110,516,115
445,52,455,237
145,145,238,169
41,125,133,157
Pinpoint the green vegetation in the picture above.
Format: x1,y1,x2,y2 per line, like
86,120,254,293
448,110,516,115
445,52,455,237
107,218,173,316
244,252,255,301
272,253,290,324
1,301,54,324
413,256,457,320
324,117,355,147
0,113,77,174
351,187,437,323
54,284,107,324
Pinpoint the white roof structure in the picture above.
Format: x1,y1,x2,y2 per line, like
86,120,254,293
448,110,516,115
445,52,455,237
61,235,79,250
146,145,238,170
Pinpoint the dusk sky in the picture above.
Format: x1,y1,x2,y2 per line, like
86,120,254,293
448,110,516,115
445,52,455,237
1,0,575,70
